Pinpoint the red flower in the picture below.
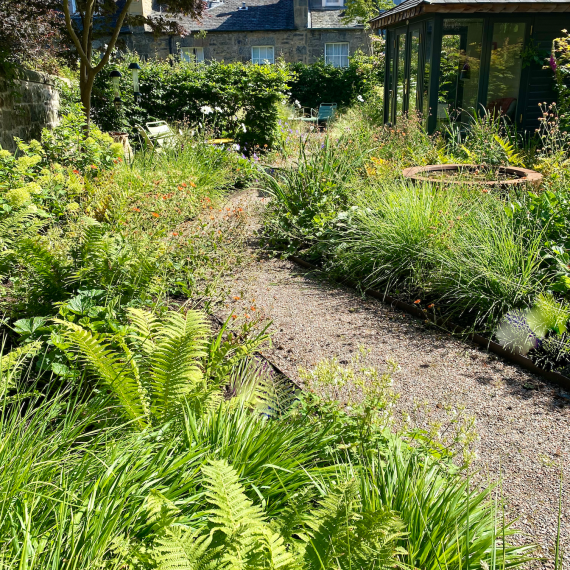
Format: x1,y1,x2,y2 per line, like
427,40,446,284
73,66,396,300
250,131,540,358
151,212,160,218
90,164,97,169
414,299,421,304
73,169,80,175
133,207,141,212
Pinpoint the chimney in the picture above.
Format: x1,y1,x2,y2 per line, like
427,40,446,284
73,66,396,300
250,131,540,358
128,0,153,17
293,0,308,29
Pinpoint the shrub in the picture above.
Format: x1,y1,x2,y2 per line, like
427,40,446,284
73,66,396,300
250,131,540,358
288,50,384,110
92,56,291,150
550,30,570,127
41,105,123,171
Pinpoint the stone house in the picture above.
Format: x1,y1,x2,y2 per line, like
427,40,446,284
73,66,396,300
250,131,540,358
117,0,370,65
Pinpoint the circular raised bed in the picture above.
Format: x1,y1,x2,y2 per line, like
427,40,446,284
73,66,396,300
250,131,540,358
402,164,543,189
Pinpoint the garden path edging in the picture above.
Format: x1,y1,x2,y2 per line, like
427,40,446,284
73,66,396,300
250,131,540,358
288,256,570,392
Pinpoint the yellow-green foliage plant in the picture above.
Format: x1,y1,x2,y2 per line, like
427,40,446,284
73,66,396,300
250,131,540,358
59,308,212,428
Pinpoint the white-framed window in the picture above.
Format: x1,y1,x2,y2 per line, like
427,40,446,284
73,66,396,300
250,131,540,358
322,0,343,6
181,47,205,63
325,42,349,68
251,46,274,65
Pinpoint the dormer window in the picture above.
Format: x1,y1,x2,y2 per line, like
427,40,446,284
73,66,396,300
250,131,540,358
322,0,343,6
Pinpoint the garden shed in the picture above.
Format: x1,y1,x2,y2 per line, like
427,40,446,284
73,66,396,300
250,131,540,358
369,0,570,133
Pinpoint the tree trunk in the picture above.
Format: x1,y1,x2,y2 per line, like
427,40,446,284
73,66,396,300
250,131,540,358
79,63,95,136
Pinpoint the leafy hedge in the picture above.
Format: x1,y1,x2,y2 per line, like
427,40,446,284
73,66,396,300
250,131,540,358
287,50,385,110
92,57,291,150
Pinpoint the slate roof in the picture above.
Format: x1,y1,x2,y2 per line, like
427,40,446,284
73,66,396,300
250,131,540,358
370,0,570,27
310,10,364,29
151,0,295,32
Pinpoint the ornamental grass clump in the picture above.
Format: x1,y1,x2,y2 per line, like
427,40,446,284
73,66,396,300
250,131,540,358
432,197,548,326
329,180,465,296
328,179,548,328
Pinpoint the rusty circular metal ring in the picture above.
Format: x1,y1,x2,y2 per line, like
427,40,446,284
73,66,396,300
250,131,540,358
402,164,543,189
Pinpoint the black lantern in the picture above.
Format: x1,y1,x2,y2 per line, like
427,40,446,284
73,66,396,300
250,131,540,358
128,62,142,101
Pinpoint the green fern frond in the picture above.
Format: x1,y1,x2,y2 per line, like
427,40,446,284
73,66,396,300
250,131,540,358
202,459,266,537
227,359,298,418
0,341,42,396
60,324,148,429
257,531,299,570
0,208,41,269
18,238,70,301
145,490,182,531
271,489,315,543
155,526,217,570
493,135,524,166
149,311,209,422
351,508,406,568
127,307,160,354
303,481,359,569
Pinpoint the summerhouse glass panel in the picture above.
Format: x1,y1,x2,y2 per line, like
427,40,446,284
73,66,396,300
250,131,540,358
396,33,406,116
438,18,484,126
386,32,394,122
409,29,421,115
423,21,434,125
487,22,526,122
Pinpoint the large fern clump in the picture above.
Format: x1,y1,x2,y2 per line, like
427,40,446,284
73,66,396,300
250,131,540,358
151,459,405,570
61,308,211,428
58,308,290,428
12,217,167,317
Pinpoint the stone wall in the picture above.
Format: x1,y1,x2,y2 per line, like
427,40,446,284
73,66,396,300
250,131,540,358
0,68,60,152
119,27,370,65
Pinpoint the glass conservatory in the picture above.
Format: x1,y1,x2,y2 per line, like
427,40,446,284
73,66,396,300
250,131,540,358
369,0,570,133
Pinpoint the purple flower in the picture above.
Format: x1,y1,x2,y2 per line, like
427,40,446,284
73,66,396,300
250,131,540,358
550,54,558,72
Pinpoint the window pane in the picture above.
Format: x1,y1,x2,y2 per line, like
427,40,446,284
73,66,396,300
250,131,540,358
487,22,526,122
409,29,420,115
396,33,406,117
325,43,348,68
437,18,484,127
386,31,393,122
423,20,434,125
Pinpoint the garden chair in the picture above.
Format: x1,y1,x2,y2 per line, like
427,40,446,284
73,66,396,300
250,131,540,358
297,103,337,128
145,120,178,148
135,124,155,151
289,106,316,121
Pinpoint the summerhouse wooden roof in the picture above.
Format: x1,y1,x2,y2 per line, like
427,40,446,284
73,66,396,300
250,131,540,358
369,0,570,28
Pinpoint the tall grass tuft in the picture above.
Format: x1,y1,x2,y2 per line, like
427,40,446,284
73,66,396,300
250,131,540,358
330,181,548,327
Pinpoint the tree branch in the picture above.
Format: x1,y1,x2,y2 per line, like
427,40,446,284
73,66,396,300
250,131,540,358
62,0,90,67
93,0,134,73
82,0,96,55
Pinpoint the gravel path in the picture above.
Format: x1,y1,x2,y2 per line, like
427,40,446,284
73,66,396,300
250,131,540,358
222,189,570,567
